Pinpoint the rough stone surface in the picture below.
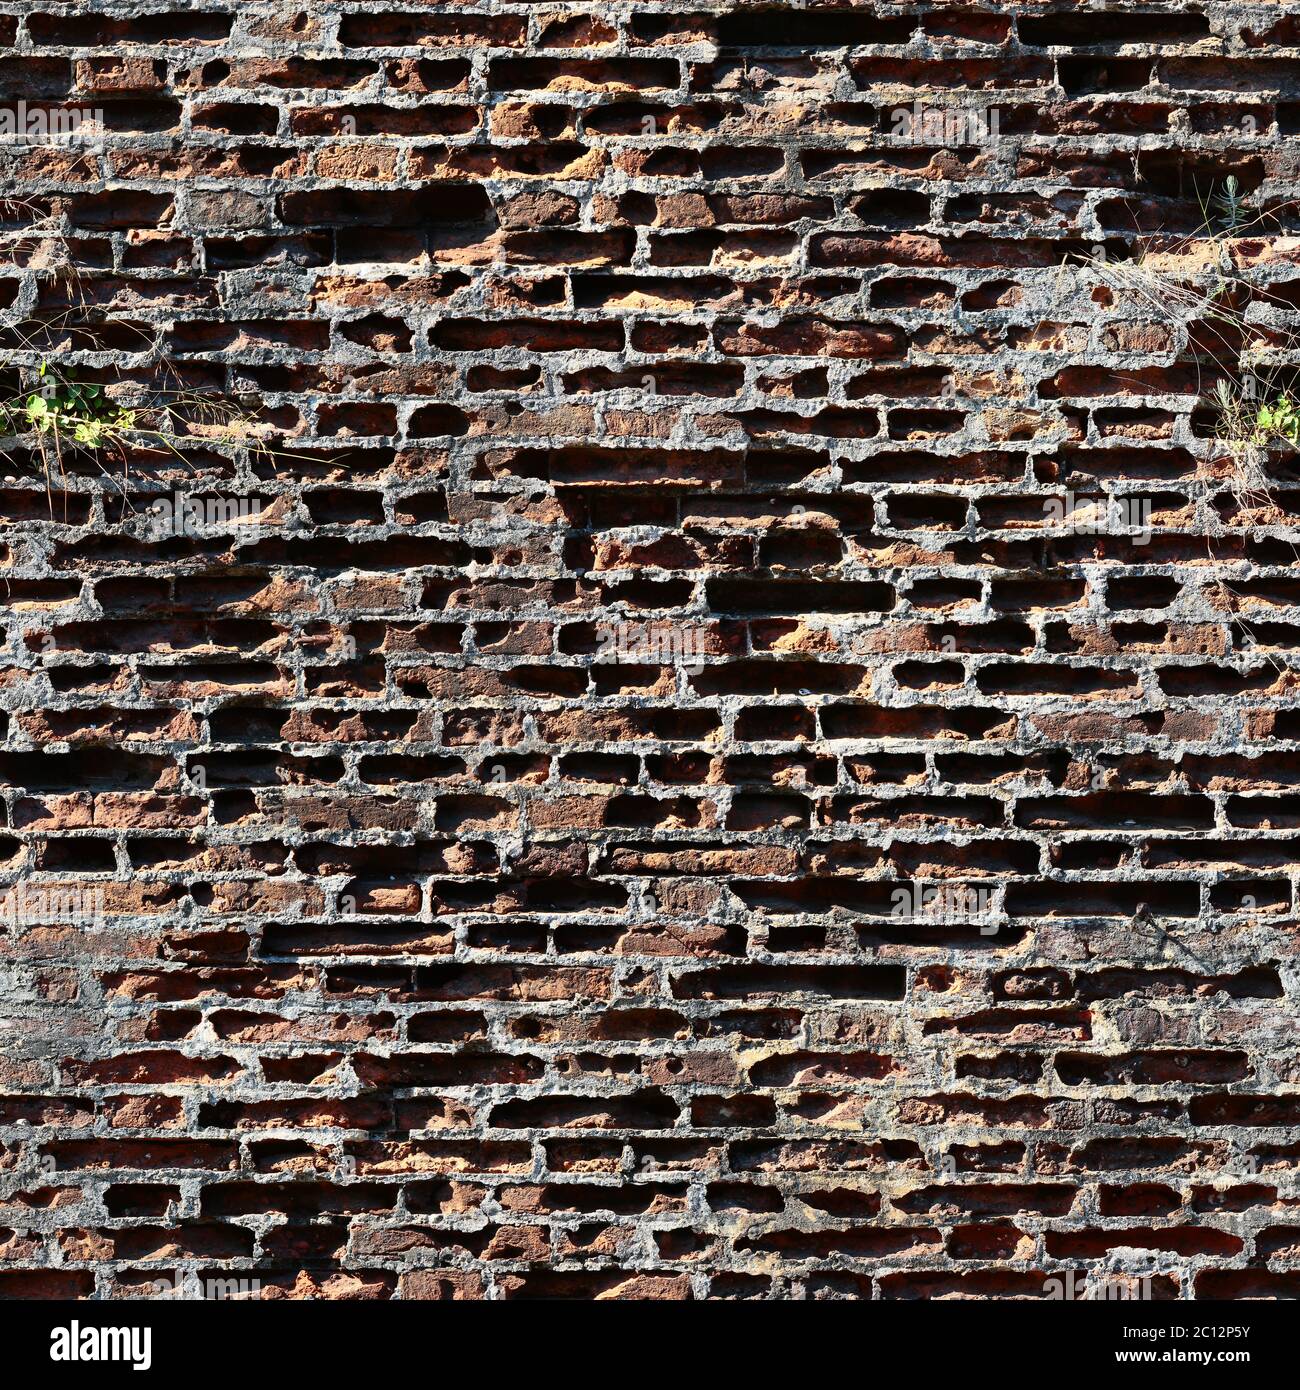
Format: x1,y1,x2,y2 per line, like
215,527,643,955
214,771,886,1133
0,0,1298,1301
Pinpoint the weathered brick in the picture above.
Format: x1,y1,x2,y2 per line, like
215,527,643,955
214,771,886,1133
0,0,1295,1309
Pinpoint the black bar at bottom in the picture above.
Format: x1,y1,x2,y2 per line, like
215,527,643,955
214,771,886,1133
2,1296,1285,1377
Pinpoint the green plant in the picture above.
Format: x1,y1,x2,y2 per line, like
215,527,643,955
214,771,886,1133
0,250,294,517
20,363,137,449
1254,393,1300,449
1,343,285,516
1211,380,1300,454
2,355,277,461
1209,174,1248,235
1060,180,1300,521
1205,378,1298,527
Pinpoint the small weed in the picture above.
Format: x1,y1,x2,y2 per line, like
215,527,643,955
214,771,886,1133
0,251,293,517
0,352,284,518
19,364,138,449
1254,393,1300,449
1209,174,1249,235
1207,379,1300,520
1211,379,1300,455
1060,178,1300,517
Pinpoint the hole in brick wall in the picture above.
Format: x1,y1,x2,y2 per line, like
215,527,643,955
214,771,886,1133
282,186,494,228
31,12,232,43
1136,151,1265,199
717,10,915,47
558,753,639,785
645,751,716,784
192,102,278,135
1020,12,1210,45
849,189,931,229
1057,57,1153,94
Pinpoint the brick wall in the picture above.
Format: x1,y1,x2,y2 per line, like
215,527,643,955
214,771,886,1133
1,0,1298,1302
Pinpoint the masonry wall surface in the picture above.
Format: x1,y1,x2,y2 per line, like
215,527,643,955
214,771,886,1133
0,0,1299,1301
